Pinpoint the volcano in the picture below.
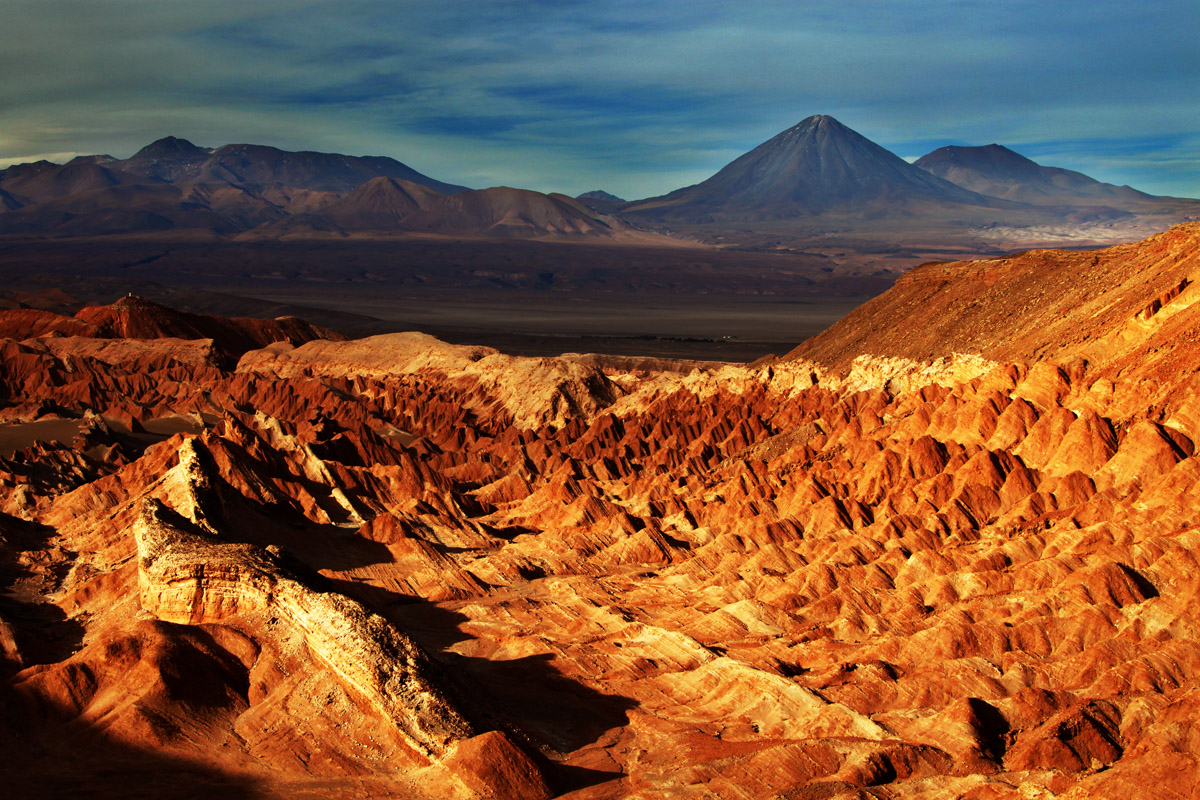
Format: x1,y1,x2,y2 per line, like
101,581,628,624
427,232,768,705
622,115,1009,223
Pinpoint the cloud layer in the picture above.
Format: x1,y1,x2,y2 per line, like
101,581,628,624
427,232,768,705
2,0,1197,198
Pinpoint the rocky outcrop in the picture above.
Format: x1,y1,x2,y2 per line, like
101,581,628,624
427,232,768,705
237,331,622,429
133,443,475,758
0,295,340,361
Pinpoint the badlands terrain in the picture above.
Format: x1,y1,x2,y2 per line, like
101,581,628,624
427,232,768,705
3,221,1200,798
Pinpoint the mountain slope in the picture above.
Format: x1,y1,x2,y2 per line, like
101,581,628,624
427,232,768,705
0,160,140,206
315,176,445,229
785,220,1200,371
184,143,470,194
245,180,658,241
401,186,628,238
0,182,287,237
915,144,1158,205
623,115,1012,222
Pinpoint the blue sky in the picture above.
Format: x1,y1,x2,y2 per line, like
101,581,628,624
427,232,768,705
1,0,1197,199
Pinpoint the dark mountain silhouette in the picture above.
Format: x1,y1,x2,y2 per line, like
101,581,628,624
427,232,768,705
0,136,476,238
0,160,140,206
914,144,1158,205
575,190,627,214
318,176,444,229
0,136,471,198
622,115,1011,223
179,142,470,194
578,190,625,203
131,136,210,162
257,182,653,241
119,136,214,182
401,187,625,238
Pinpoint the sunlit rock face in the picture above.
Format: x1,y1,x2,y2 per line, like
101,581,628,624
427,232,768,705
2,223,1200,798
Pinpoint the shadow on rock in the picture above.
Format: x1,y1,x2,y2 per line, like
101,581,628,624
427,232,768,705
0,514,85,676
341,583,635,794
0,680,264,800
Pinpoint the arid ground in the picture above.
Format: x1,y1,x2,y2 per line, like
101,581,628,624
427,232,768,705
0,238,902,360
3,223,1200,798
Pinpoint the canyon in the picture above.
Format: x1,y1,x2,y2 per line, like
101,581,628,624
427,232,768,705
2,221,1200,797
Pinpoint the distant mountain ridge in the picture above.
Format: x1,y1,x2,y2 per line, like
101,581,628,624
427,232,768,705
913,144,1159,206
0,137,666,241
257,177,647,241
0,136,470,210
575,190,627,214
577,190,625,203
1,122,1197,246
118,136,470,194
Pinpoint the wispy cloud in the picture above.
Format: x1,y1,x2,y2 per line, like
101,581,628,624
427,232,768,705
0,0,1196,198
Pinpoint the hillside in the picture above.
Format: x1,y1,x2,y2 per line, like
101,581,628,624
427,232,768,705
786,221,1200,372
914,144,1158,206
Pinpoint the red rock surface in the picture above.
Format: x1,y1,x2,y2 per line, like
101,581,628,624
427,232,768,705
0,295,341,361
3,224,1200,798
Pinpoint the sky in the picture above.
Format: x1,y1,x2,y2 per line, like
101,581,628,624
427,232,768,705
1,0,1197,199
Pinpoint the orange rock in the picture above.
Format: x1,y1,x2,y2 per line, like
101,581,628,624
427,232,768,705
443,730,552,800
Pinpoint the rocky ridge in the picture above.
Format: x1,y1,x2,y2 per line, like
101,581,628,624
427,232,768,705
3,224,1200,797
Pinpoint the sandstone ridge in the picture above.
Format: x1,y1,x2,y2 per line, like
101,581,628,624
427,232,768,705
134,439,475,757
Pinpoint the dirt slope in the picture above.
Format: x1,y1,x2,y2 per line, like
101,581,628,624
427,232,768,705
787,221,1200,371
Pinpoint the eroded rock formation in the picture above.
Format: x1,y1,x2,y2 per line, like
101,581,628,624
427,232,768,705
3,223,1200,798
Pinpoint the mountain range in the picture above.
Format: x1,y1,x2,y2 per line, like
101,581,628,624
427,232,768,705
616,116,1199,244
2,117,1197,246
0,137,652,242
619,115,1013,222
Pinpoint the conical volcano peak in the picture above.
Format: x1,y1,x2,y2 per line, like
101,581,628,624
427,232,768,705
788,114,839,127
623,114,1001,221
778,114,853,139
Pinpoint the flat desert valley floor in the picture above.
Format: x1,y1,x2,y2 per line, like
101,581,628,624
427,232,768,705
0,238,902,360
